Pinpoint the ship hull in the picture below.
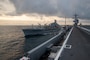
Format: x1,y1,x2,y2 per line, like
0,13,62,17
23,29,65,60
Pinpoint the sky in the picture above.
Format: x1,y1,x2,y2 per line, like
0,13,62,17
0,0,90,25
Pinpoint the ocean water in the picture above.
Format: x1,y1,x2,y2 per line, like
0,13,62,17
0,26,56,60
0,26,32,60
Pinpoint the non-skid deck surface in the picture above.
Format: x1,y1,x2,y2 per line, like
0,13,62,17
60,27,90,60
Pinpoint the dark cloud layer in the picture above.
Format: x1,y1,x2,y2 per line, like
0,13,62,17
10,0,90,19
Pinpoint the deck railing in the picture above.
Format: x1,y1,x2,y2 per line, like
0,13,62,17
54,27,73,60
27,28,65,60
78,26,90,35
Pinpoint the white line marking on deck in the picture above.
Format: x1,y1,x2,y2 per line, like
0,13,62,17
54,27,73,60
64,44,72,49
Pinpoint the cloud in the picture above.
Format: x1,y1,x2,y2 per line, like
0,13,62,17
0,0,16,15
10,0,59,16
75,0,90,19
1,0,90,19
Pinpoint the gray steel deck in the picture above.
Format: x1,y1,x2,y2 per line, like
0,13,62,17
60,27,90,60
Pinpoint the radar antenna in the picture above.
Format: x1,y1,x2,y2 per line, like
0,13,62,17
73,14,79,26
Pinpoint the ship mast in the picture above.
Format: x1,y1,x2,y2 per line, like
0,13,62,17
73,14,79,26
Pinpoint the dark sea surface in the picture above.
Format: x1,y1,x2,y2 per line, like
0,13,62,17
0,26,56,60
0,26,34,60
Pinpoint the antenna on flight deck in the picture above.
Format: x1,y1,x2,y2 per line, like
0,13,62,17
65,16,66,30
73,14,79,26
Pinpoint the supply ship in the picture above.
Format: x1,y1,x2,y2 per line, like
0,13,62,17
21,20,67,60
20,14,90,60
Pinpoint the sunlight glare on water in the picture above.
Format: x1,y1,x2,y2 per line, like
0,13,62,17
0,26,26,60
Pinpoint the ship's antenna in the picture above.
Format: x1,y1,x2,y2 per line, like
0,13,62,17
74,14,79,20
65,16,66,30
73,14,79,26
